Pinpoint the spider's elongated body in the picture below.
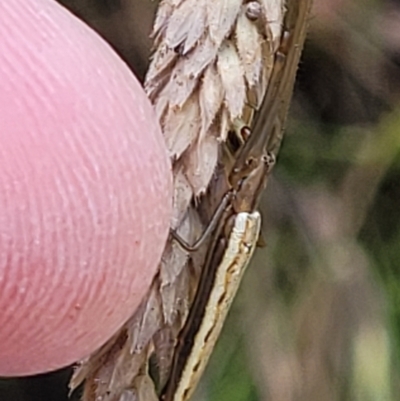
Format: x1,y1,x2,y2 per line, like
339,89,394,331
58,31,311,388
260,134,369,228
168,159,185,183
161,2,313,401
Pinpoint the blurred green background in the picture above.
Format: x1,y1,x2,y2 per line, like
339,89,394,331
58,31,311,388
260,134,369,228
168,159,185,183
2,0,400,400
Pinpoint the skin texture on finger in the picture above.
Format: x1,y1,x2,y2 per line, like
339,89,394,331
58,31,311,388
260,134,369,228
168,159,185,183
0,0,172,376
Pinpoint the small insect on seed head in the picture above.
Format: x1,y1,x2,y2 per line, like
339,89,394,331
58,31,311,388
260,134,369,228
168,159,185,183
245,1,262,22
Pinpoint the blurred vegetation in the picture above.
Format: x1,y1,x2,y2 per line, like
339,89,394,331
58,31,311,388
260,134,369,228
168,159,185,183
2,0,400,400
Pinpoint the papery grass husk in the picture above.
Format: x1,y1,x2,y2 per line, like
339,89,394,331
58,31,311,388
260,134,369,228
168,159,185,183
70,1,313,400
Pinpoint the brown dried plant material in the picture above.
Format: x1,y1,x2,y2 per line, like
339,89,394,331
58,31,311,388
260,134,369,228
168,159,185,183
69,1,308,400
